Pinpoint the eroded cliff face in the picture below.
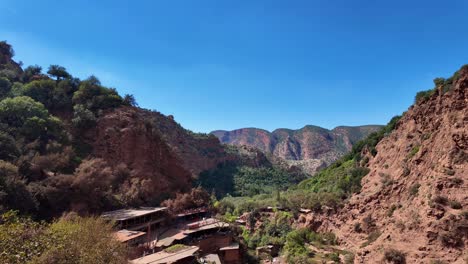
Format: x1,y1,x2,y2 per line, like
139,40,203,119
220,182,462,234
85,107,230,200
212,125,382,174
318,67,468,263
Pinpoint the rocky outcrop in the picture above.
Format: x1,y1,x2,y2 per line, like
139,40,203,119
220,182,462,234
320,66,468,263
84,107,230,200
212,125,382,174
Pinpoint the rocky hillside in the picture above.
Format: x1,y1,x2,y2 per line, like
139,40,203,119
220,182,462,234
308,66,468,263
0,41,304,218
212,125,382,174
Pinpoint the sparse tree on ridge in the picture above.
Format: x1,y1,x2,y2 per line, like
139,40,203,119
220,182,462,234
47,65,71,80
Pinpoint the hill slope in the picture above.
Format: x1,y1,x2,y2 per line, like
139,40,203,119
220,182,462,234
308,66,468,263
0,41,304,218
212,125,382,174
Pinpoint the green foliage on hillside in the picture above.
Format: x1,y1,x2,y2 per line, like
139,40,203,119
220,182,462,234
0,41,136,217
198,161,307,197
414,66,465,104
0,211,127,264
216,114,404,218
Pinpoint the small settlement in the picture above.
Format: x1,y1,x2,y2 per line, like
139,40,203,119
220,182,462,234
101,207,241,264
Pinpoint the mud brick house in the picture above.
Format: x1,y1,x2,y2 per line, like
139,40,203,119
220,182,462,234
102,207,168,231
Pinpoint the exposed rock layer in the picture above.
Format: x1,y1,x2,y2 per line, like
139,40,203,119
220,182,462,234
212,125,382,174
315,67,468,263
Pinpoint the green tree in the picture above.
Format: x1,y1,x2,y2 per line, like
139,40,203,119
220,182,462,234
0,41,14,58
47,65,71,80
0,77,11,99
0,96,64,141
72,104,97,130
123,94,138,106
23,65,43,82
20,79,55,108
0,211,128,264
0,132,19,161
72,76,122,112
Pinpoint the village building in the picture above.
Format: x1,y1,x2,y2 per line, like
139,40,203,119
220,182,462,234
101,207,168,231
131,246,200,264
114,229,147,246
219,242,241,264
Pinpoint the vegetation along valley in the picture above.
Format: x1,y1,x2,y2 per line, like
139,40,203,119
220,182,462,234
0,1,467,263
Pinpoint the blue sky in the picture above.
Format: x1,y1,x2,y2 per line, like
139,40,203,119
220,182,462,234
1,0,467,132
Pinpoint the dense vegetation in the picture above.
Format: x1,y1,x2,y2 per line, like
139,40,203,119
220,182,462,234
197,161,307,197
214,114,404,263
0,211,127,264
215,114,402,218
0,41,142,218
414,68,463,104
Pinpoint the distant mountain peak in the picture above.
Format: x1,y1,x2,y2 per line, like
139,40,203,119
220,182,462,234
211,124,382,174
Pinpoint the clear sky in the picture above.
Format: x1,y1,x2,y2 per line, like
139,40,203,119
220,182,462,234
1,0,467,133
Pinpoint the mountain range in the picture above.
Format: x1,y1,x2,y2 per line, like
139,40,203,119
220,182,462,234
212,125,382,174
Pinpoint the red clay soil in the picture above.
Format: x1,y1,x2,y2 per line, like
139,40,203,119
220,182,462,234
313,67,468,263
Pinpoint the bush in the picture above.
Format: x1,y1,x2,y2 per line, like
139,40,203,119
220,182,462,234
72,76,123,112
0,211,127,264
448,177,463,186
354,222,362,233
387,204,397,217
445,169,455,176
409,183,420,196
361,230,381,247
449,200,462,210
72,104,97,130
432,196,448,205
414,89,435,104
439,231,463,248
407,146,420,159
0,77,11,98
161,187,211,214
383,249,406,264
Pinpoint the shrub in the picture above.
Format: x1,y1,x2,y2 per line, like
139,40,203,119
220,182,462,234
445,169,455,176
409,183,421,196
383,249,406,264
380,173,394,187
387,204,397,217
326,252,340,262
161,187,211,214
0,211,128,264
361,230,381,247
0,77,11,99
344,253,355,264
448,177,463,186
432,196,448,205
449,200,462,210
414,89,435,104
407,146,420,159
439,231,463,247
402,167,410,177
461,210,468,220
354,222,362,233
72,104,96,130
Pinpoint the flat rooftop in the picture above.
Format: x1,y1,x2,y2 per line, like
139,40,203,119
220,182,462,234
102,207,167,221
114,229,146,243
219,242,239,251
131,246,199,264
184,218,229,234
